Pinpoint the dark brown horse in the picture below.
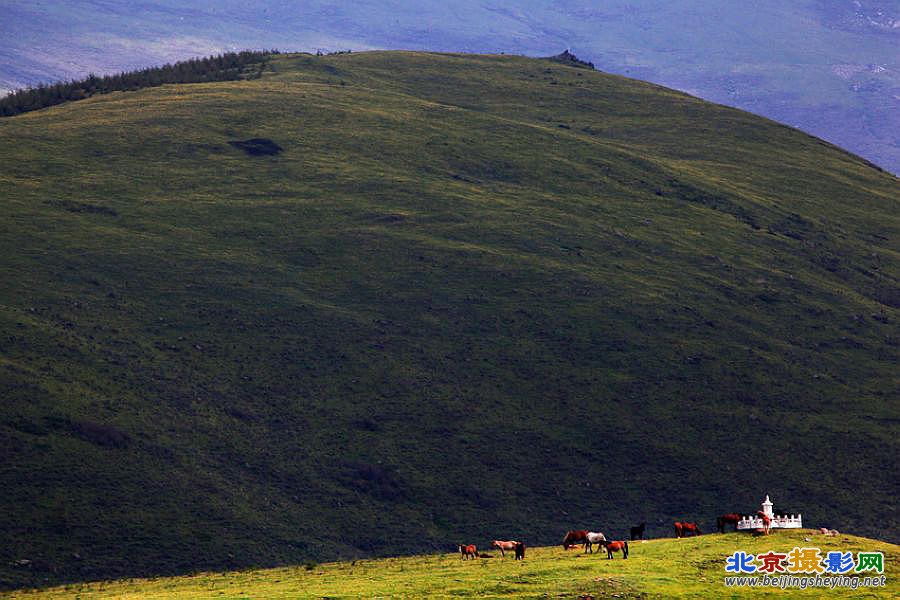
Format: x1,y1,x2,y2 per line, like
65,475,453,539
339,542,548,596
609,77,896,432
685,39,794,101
757,511,772,535
717,513,742,533
630,522,646,540
681,522,702,537
599,540,629,559
514,541,526,560
458,544,477,560
674,521,683,538
562,530,590,550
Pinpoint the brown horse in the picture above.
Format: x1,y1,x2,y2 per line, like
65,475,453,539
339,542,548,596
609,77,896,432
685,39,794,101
717,513,742,533
458,544,477,560
599,540,629,559
681,522,702,537
562,530,590,551
674,521,683,538
514,541,526,560
491,540,519,557
757,511,772,535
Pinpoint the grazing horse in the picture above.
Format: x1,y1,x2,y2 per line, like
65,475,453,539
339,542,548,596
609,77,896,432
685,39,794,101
599,540,629,559
458,544,477,560
681,522,702,537
630,522,646,540
514,541,526,560
674,521,683,538
491,540,519,557
584,532,607,554
717,513,742,533
562,530,590,550
757,511,772,535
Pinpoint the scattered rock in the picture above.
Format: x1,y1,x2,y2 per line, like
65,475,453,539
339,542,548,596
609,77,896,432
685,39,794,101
547,50,595,69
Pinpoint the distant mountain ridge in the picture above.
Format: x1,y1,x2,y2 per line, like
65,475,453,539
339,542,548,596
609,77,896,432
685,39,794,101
1,1,898,173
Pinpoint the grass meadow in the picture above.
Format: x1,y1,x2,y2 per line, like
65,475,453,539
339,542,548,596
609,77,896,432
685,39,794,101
1,51,897,589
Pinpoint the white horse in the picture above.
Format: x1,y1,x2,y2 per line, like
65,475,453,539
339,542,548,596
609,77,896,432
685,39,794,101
585,532,607,553
490,540,519,557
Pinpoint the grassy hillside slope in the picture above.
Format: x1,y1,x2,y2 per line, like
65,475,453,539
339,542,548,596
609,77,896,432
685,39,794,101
0,51,897,589
5,531,898,598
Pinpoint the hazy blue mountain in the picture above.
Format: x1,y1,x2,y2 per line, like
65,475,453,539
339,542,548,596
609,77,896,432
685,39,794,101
1,1,898,172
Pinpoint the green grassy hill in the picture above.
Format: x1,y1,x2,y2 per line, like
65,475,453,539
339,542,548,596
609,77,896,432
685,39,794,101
0,51,897,590
4,531,898,598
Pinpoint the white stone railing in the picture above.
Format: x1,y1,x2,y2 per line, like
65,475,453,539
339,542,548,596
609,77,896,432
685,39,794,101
736,514,802,530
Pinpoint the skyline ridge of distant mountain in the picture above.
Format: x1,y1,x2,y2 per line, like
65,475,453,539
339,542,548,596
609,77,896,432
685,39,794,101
1,1,899,174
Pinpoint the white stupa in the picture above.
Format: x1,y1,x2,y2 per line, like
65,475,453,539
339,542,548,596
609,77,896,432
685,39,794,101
736,495,802,531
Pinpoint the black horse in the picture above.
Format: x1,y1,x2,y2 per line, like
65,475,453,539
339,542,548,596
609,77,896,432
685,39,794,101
630,522,646,540
514,541,526,560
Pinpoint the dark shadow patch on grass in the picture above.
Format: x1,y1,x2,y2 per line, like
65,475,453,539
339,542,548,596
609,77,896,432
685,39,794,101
767,212,817,241
224,405,258,422
668,179,761,229
43,415,130,448
340,462,406,501
228,138,283,156
45,199,118,216
873,286,900,308
354,418,381,431
70,420,131,448
370,213,407,224
4,417,49,436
